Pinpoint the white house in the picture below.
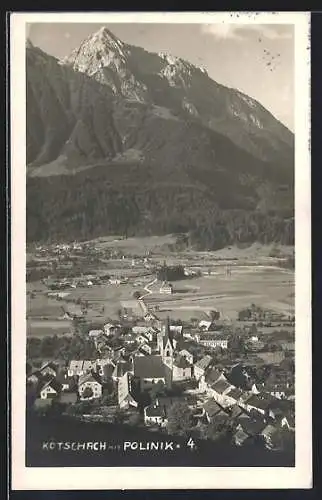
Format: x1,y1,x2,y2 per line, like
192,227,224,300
198,320,212,331
39,379,62,399
88,329,104,338
78,373,102,400
159,282,173,295
144,403,167,426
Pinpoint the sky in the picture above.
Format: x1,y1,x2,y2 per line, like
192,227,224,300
28,22,294,131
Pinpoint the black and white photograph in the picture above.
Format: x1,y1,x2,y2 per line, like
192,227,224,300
10,11,311,490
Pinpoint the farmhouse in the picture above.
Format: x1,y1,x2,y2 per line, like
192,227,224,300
78,372,102,400
39,378,62,399
159,282,173,295
144,403,167,426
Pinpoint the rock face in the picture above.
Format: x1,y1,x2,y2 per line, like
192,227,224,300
60,27,293,164
26,28,294,245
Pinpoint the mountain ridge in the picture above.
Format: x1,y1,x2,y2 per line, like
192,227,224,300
26,27,294,248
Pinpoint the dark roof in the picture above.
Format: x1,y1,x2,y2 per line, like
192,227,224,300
195,355,213,370
78,372,102,386
211,379,232,394
205,368,225,385
203,399,227,418
39,377,62,393
227,388,243,400
230,405,250,420
247,393,278,411
133,355,165,379
145,404,166,418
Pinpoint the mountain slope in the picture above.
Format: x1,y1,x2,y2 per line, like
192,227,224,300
62,27,293,165
26,29,294,247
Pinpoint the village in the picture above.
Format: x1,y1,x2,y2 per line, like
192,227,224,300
26,238,295,453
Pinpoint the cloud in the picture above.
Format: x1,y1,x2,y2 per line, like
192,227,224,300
201,23,293,41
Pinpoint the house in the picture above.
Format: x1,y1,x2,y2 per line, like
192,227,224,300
139,344,152,356
109,278,121,285
242,393,278,416
233,418,267,446
178,349,194,365
195,333,228,350
202,399,228,423
145,396,185,426
144,403,167,426
118,372,139,409
68,360,85,377
230,405,251,422
88,329,104,338
103,322,121,336
132,325,152,335
225,387,244,406
208,379,235,407
169,325,183,336
82,360,98,373
133,355,166,390
39,378,62,399
172,356,193,382
199,366,226,392
39,362,58,378
198,320,212,331
194,355,213,381
123,333,137,345
78,372,102,400
159,282,173,295
136,334,149,345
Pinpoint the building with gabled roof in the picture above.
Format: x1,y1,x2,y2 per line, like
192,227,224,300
133,355,167,390
78,372,102,400
194,355,213,380
39,378,62,400
202,399,228,422
118,372,139,409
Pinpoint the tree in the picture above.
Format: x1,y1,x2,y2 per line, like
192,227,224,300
133,291,142,300
167,402,195,436
82,386,94,399
149,380,166,402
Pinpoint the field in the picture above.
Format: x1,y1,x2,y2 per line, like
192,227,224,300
26,237,294,336
145,266,294,321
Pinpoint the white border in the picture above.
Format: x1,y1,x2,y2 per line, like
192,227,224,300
10,11,311,490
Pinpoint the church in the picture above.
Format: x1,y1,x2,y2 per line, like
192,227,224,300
156,317,192,385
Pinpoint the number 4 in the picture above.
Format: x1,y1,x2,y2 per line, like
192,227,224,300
187,437,195,450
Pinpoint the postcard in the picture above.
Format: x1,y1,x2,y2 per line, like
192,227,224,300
10,10,311,490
